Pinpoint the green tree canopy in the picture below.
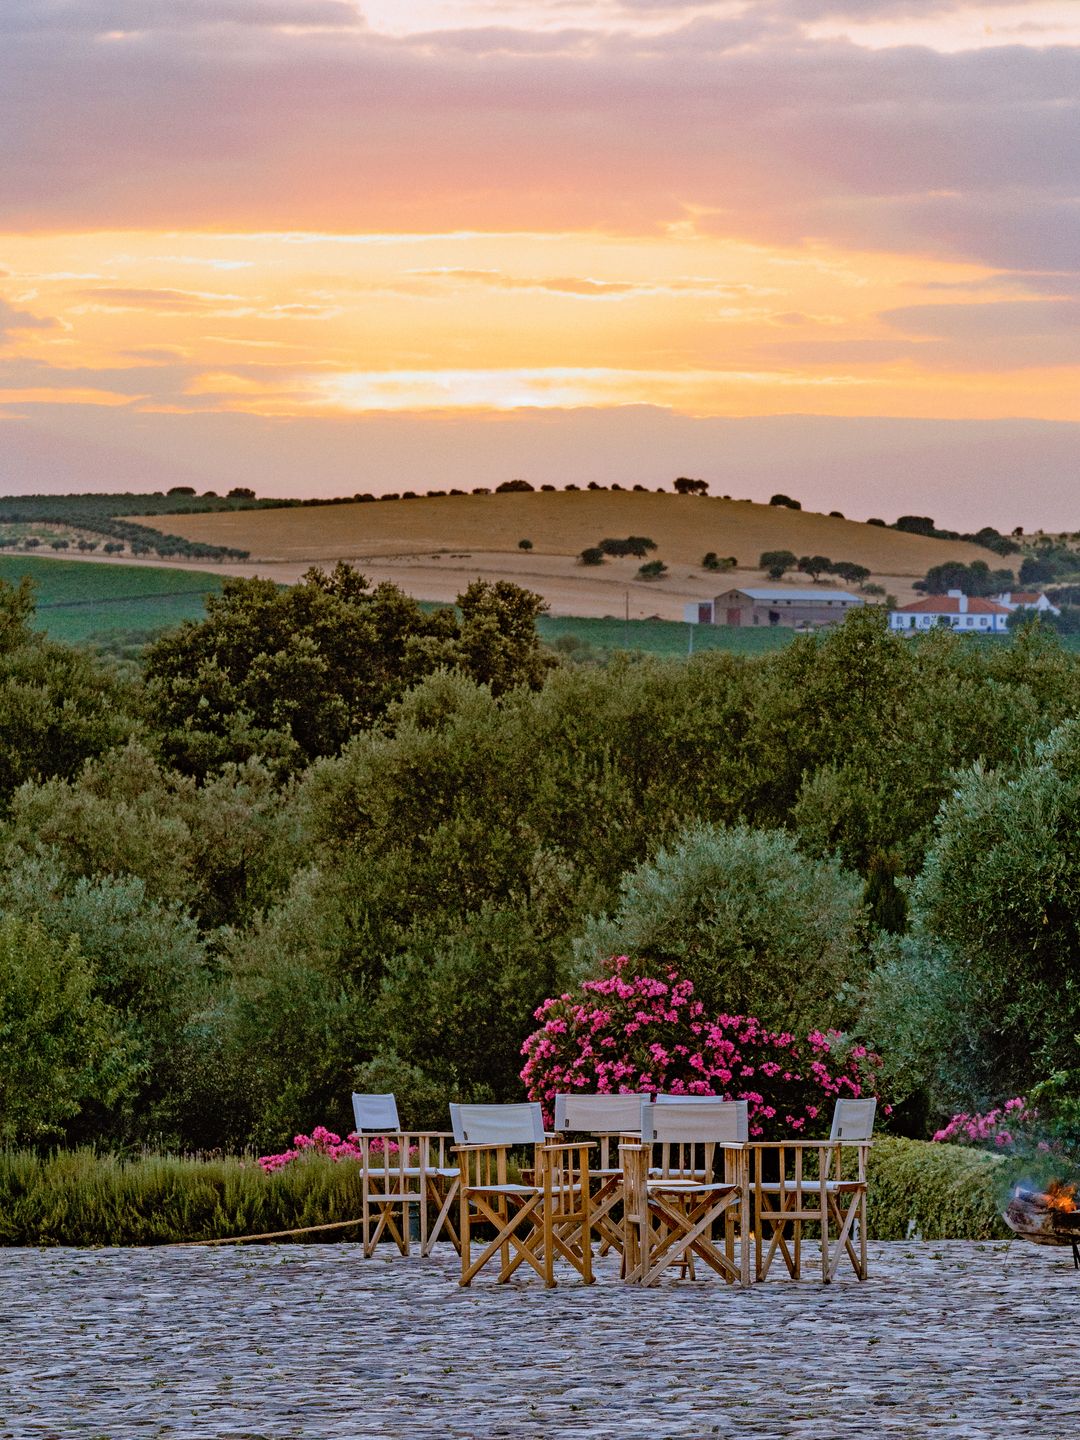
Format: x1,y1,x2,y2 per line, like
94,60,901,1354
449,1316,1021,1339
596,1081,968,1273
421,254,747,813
576,820,868,1033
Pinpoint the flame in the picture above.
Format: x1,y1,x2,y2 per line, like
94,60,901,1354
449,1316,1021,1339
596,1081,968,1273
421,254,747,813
1044,1179,1078,1214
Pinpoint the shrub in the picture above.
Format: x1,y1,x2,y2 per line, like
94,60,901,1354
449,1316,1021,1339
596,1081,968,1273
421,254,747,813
579,547,605,566
520,958,884,1137
577,821,868,1033
769,494,801,510
518,539,533,551
759,549,796,580
866,1138,1007,1240
0,915,133,1146
637,560,667,579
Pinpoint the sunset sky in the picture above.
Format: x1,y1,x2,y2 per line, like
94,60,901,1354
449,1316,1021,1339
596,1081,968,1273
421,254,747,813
1,1,1078,526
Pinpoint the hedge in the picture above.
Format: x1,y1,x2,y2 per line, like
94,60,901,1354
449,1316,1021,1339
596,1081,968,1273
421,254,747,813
867,1137,1008,1241
0,1137,1008,1247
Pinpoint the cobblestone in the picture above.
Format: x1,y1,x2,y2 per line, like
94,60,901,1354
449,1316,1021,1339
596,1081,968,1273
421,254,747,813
2,1241,1079,1438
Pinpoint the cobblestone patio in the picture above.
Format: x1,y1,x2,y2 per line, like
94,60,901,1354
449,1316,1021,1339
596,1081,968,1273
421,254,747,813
2,1241,1079,1439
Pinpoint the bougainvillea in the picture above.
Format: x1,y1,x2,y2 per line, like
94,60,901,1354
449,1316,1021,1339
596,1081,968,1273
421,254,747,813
520,957,884,1138
932,1099,1041,1152
258,1126,414,1174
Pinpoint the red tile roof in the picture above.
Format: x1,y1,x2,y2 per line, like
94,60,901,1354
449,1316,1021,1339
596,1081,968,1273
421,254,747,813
896,595,1010,615
1009,592,1043,603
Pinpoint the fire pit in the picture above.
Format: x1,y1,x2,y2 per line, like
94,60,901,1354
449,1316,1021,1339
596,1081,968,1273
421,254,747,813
1004,1180,1080,1267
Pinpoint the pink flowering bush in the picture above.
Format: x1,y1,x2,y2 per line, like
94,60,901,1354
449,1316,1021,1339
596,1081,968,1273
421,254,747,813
520,958,884,1139
257,1125,415,1174
932,1098,1041,1152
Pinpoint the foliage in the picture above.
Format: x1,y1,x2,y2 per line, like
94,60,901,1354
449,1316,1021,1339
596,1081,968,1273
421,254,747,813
914,559,1014,596
769,494,801,510
577,822,868,1032
0,1148,366,1247
0,578,134,804
932,1099,1040,1151
797,554,833,581
866,1138,1007,1241
579,547,605,565
895,720,1080,1109
0,857,212,1147
673,477,708,495
759,548,796,580
637,560,667,579
143,565,551,776
702,553,736,572
0,915,132,1147
598,536,657,559
521,959,883,1138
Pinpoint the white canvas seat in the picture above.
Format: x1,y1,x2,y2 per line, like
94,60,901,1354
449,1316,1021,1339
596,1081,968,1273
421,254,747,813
752,1098,876,1283
350,1092,460,1257
554,1092,650,1254
621,1099,750,1287
451,1102,594,1289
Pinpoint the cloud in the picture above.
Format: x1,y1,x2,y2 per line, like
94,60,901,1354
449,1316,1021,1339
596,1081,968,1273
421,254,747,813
0,4,1076,285
0,296,58,341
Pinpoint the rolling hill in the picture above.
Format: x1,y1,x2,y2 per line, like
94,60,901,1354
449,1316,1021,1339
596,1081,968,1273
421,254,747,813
130,491,1001,618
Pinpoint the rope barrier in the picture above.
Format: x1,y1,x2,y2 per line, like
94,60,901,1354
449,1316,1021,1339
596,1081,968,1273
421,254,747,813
165,1216,366,1247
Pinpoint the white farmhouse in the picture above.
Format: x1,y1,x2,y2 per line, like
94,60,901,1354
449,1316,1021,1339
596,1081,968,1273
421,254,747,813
889,589,1010,635
992,590,1061,616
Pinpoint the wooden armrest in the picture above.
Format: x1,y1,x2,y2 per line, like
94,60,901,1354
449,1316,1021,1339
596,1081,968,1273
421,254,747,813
540,1140,595,1153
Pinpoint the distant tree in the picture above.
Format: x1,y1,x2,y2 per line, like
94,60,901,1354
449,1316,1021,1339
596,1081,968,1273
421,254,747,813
381,493,400,501
401,491,419,500
227,487,256,500
867,518,886,527
637,560,668,579
518,539,533,551
702,553,736,572
49,540,69,551
202,490,218,498
579,547,605,566
760,549,797,581
830,561,872,586
1020,554,1056,586
599,536,656,559
448,489,466,496
916,560,1014,597
471,488,490,495
829,510,845,519
797,555,833,582
103,542,124,554
587,482,606,491
769,494,801,510
142,564,551,777
565,484,581,492
23,537,40,549
540,484,556,492
610,483,623,491
674,477,708,495
167,486,196,496
894,516,936,536
496,479,535,493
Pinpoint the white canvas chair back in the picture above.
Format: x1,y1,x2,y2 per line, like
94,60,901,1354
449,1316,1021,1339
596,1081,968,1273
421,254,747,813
554,1092,648,1135
352,1092,401,1133
829,1098,877,1142
642,1099,748,1145
450,1102,546,1146
655,1092,727,1104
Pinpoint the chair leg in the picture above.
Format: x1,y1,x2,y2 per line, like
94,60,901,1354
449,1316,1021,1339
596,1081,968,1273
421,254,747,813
459,1189,471,1286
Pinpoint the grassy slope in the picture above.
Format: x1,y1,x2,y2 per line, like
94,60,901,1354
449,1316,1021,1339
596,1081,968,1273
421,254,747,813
132,490,995,573
0,556,226,643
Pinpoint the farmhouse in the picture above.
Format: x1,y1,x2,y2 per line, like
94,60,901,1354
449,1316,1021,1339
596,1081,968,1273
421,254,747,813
699,587,865,628
890,590,1010,634
993,590,1061,616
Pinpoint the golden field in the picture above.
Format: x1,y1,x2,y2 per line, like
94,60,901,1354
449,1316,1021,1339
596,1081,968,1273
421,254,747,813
135,492,999,620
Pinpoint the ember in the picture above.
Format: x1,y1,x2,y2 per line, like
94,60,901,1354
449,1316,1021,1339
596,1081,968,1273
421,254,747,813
1044,1179,1078,1214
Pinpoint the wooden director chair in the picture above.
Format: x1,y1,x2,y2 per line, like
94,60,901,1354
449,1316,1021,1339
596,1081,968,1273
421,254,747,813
554,1092,649,1255
753,1097,876,1284
621,1098,750,1287
351,1092,460,1259
450,1102,594,1289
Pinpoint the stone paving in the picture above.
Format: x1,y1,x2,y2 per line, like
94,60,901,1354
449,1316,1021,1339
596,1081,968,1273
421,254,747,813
2,1241,1079,1439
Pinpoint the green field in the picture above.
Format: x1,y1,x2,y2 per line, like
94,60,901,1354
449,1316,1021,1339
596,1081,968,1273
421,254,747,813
536,612,796,657
4,555,1077,658
0,556,226,644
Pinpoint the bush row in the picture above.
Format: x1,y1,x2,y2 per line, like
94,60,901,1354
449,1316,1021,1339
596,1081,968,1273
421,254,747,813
0,1138,1006,1247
